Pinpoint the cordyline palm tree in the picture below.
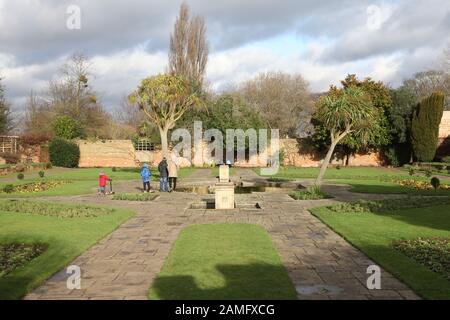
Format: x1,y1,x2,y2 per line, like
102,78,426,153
315,86,376,186
129,74,202,157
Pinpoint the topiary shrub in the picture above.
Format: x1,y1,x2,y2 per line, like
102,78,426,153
411,92,445,162
409,167,415,176
2,184,14,193
38,171,45,178
17,173,24,180
424,169,432,178
49,137,80,168
431,177,440,190
52,115,84,139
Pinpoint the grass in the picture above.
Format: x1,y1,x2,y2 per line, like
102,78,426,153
256,166,404,180
335,179,450,195
310,202,450,299
0,180,96,198
0,166,196,198
255,166,450,195
112,193,158,201
0,202,134,299
149,223,297,300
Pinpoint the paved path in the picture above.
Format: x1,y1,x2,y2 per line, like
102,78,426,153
25,169,419,300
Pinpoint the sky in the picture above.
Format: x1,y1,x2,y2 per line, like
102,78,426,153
0,0,449,114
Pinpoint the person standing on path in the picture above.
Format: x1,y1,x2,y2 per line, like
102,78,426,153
158,157,169,192
140,163,152,193
168,157,178,192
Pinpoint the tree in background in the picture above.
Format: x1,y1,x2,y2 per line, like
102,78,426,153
239,72,313,138
0,77,13,134
312,75,391,162
314,86,377,185
110,97,154,140
52,115,83,140
403,70,450,110
385,85,418,166
168,2,209,93
203,93,265,149
444,44,450,73
411,92,445,162
129,74,202,157
24,54,110,138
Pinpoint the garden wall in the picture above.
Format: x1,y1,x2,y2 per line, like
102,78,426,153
77,139,383,168
77,140,137,168
278,139,383,167
76,112,450,168
437,111,450,158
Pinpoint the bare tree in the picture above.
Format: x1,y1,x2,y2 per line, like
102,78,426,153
0,76,14,134
238,72,314,138
24,90,53,134
24,54,111,137
403,70,450,110
168,2,209,91
444,43,450,74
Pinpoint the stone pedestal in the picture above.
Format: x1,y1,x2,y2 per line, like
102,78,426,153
219,165,230,182
215,182,235,210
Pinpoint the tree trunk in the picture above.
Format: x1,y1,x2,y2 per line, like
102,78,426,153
315,130,350,186
159,126,170,158
315,141,338,186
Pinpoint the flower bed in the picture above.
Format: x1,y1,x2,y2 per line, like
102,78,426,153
113,193,158,201
393,179,450,190
0,243,48,277
0,199,115,218
393,238,450,281
1,181,70,194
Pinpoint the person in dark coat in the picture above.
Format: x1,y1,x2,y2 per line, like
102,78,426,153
158,157,169,192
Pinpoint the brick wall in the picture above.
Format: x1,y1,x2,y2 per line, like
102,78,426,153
78,140,137,168
439,111,450,139
75,112,450,168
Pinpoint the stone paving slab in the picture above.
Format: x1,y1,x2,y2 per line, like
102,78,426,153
24,170,420,300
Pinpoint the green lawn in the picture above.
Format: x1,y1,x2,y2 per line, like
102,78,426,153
0,201,134,299
0,167,196,198
149,223,297,300
256,166,405,180
310,203,450,300
335,179,450,195
255,166,450,195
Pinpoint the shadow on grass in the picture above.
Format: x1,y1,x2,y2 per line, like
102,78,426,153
344,242,450,300
150,263,297,300
374,206,450,232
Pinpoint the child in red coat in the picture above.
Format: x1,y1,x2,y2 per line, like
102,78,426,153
98,171,111,195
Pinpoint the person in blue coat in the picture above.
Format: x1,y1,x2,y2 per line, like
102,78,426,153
140,163,152,193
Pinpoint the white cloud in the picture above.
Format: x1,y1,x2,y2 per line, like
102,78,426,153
90,47,167,107
0,0,449,112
